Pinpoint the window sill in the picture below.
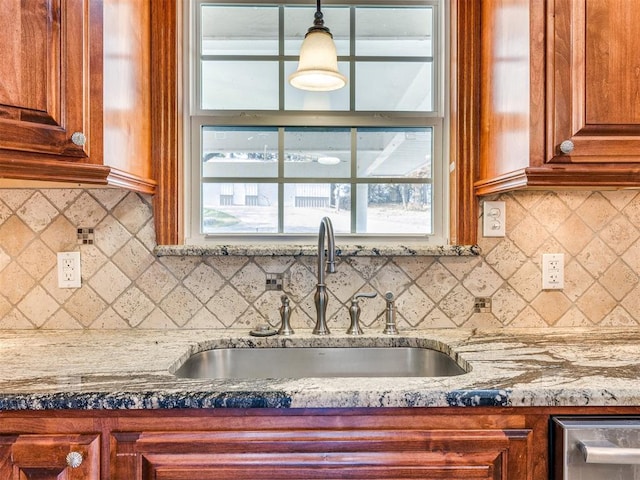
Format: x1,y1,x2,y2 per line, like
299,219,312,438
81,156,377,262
153,244,480,257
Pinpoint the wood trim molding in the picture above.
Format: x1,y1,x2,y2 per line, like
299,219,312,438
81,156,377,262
450,0,480,245
474,170,530,196
107,168,158,195
151,0,182,245
475,164,640,195
0,158,111,185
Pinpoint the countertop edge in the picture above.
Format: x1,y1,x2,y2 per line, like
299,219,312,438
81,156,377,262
153,244,481,257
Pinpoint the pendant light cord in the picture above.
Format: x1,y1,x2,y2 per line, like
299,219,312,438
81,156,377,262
313,0,325,29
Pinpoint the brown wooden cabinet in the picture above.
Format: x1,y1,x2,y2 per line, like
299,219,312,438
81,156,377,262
0,0,155,194
476,0,640,195
111,425,530,479
0,434,100,479
109,409,543,480
16,406,640,480
547,0,640,164
0,417,100,480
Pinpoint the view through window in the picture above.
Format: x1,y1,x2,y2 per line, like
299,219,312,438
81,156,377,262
188,0,447,242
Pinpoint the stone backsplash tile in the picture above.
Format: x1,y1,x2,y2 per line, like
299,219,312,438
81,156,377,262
0,188,640,330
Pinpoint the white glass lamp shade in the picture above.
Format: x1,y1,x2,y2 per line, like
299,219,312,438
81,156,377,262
289,30,347,91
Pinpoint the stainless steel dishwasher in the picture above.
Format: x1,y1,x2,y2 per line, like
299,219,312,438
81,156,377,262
553,417,640,479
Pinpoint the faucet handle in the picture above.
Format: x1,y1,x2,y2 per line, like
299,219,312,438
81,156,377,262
354,292,377,301
277,295,294,336
347,292,377,335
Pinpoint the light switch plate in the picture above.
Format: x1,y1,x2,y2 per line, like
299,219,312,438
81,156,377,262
483,201,506,237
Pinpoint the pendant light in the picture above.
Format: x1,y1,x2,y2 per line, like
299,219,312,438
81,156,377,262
289,0,347,91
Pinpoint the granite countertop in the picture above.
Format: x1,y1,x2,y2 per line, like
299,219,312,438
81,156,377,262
0,328,638,410
153,244,480,257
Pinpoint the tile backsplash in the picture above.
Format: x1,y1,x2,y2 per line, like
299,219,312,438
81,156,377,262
1,188,639,330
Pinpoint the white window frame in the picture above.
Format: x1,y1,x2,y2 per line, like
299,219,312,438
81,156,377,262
184,0,450,245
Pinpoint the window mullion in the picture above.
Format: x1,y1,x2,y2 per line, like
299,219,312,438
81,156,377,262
279,6,285,112
349,6,356,113
350,128,357,233
278,128,285,233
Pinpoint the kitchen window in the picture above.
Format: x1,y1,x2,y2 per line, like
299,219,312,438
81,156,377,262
185,0,448,244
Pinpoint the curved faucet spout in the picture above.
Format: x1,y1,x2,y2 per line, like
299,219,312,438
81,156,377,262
314,217,336,335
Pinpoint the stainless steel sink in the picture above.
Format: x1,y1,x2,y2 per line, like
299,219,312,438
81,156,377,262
173,347,467,379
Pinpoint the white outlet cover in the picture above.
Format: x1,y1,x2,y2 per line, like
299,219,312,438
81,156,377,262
483,201,506,237
57,251,81,288
542,253,564,290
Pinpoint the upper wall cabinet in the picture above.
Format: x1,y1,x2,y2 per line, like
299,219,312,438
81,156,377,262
0,0,156,194
476,0,640,195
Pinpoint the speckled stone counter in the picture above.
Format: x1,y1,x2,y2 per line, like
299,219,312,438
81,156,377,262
0,328,638,410
153,243,480,257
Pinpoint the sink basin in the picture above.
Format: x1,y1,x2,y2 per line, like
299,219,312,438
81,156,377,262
173,347,467,379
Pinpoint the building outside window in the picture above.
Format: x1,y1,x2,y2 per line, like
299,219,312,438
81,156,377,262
187,0,448,243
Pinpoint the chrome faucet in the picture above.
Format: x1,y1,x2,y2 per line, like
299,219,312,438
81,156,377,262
313,217,336,335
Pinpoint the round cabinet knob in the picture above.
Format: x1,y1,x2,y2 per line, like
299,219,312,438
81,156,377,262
559,140,574,154
66,451,83,468
71,132,87,146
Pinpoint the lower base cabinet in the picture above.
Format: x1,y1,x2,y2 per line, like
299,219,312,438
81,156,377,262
0,406,602,479
109,410,543,480
0,432,100,479
112,428,529,479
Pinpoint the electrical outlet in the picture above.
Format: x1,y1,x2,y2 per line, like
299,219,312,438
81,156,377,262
542,253,564,290
483,201,506,237
57,252,81,288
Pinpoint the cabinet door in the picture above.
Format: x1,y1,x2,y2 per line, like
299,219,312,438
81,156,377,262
548,0,640,163
0,433,100,479
0,0,91,160
111,428,532,480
